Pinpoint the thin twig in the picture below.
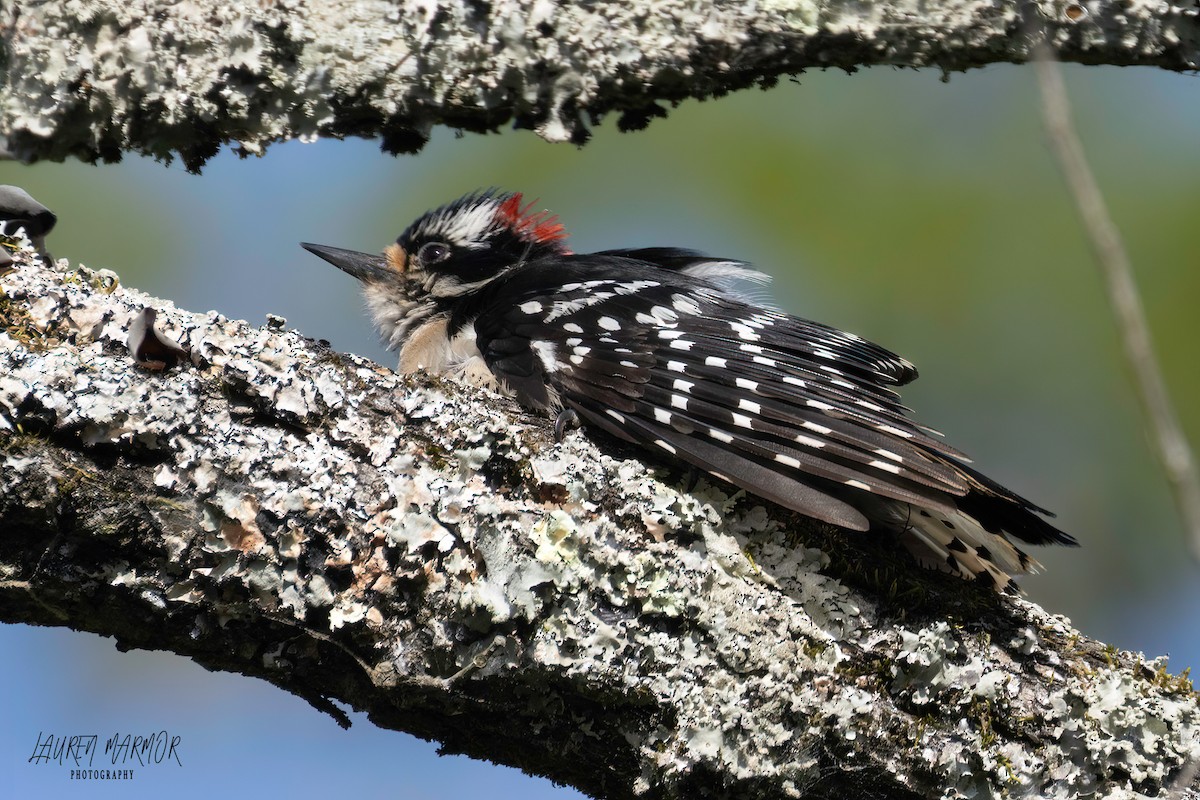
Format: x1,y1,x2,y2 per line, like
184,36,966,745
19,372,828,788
1032,26,1200,563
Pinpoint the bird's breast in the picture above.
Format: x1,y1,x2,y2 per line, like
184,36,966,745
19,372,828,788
397,316,500,392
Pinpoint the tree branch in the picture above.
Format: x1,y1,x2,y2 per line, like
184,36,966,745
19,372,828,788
1031,35,1200,568
3,0,1200,170
2,242,1198,798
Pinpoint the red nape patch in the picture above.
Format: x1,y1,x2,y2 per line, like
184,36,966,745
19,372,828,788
496,193,569,244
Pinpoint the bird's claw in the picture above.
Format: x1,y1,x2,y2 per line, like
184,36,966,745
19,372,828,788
553,409,581,442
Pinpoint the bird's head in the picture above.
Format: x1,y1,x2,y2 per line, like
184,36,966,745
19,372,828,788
303,190,569,348
304,190,569,300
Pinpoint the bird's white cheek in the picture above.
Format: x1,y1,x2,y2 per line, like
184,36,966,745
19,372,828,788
362,284,415,349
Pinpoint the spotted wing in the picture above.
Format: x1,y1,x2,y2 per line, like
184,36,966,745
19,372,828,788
471,263,998,533
596,247,919,386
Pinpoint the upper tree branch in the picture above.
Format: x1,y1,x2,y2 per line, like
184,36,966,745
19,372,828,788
2,0,1199,170
2,241,1198,798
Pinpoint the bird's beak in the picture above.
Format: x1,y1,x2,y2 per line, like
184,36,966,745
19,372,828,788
301,242,392,283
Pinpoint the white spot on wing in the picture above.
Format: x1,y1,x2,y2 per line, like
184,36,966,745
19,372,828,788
735,377,758,391
672,295,703,315
730,413,754,429
738,399,761,415
878,424,914,439
519,300,543,314
705,356,727,368
667,360,687,373
654,439,677,454
563,323,583,334
708,428,733,443
652,306,679,324
654,408,673,424
598,316,621,331
671,394,689,410
869,459,902,474
613,280,661,295
731,322,760,340
775,454,801,468
531,340,558,373
845,479,871,491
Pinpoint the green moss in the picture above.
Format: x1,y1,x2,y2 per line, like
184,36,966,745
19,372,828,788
1143,661,1196,698
52,459,100,497
420,441,452,471
1,425,49,454
0,289,64,351
800,638,830,660
833,650,890,689
994,752,1020,785
967,696,998,747
1102,643,1119,668
62,266,119,294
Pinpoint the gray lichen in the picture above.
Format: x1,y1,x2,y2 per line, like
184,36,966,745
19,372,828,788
3,0,1200,169
2,240,1198,799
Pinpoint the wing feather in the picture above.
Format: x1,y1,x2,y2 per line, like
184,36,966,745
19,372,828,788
636,382,962,507
469,254,1073,559
645,340,966,461
569,397,873,531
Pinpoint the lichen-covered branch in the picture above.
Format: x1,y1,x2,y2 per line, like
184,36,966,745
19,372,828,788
2,245,1198,798
3,0,1200,170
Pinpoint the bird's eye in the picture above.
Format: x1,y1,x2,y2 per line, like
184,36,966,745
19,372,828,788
418,242,450,264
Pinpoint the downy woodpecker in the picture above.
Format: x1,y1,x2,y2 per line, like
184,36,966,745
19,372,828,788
303,190,1077,592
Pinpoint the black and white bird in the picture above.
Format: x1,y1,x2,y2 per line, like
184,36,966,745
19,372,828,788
303,190,1077,593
